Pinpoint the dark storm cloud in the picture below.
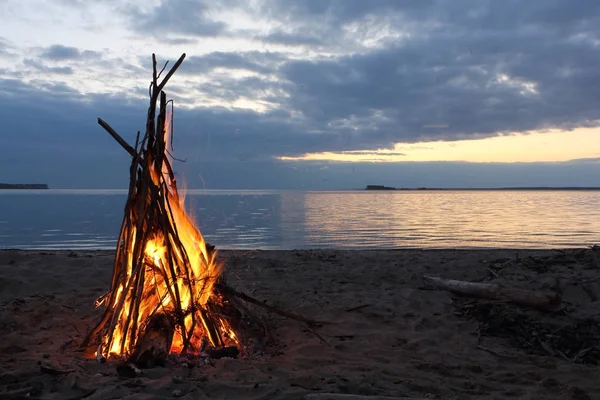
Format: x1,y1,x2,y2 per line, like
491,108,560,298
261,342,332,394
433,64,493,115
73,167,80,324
270,1,600,149
2,77,600,190
260,31,325,47
260,0,600,35
127,0,226,37
261,0,419,21
156,104,354,162
4,0,600,189
116,0,600,155
0,78,358,188
23,58,73,75
39,44,101,61
161,37,199,45
0,76,339,167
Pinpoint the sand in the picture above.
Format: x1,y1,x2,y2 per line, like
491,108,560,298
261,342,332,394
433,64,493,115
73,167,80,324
0,248,599,400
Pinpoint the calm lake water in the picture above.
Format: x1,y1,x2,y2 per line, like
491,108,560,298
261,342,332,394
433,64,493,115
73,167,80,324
0,189,599,250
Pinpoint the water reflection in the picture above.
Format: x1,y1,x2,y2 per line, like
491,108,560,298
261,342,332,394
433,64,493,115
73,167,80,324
0,189,599,249
297,190,600,248
189,193,282,249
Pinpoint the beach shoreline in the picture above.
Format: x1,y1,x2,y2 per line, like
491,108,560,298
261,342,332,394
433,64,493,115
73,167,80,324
1,248,598,399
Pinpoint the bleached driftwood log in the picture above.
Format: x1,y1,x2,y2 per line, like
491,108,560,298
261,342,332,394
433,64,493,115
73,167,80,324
422,276,561,309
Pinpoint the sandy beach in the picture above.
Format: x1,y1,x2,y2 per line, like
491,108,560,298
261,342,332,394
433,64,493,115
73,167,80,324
0,248,598,399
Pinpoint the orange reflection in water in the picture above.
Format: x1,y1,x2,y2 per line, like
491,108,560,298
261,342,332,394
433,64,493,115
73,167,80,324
292,190,600,248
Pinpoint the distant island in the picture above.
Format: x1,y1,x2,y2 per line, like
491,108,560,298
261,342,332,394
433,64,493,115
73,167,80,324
365,185,600,191
0,183,49,189
365,185,397,191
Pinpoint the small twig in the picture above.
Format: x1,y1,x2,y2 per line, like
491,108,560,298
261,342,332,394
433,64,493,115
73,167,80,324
345,304,371,312
571,346,596,363
556,349,571,362
61,304,76,311
538,338,555,356
71,323,81,336
487,268,500,279
166,149,187,163
157,60,169,81
326,334,355,340
476,345,519,359
303,324,330,345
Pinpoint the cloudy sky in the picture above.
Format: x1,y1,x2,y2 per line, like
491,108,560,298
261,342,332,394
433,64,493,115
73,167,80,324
1,0,600,189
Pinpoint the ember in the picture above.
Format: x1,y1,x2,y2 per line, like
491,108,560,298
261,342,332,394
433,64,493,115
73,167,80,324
82,54,243,363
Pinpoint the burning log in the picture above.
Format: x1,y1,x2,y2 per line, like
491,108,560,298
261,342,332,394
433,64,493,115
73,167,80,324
422,276,562,309
82,53,323,366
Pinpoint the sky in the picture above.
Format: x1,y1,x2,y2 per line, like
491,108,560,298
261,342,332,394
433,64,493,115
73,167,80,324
1,0,600,189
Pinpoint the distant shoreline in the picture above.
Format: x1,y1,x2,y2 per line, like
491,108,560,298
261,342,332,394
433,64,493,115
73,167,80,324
0,183,49,189
365,185,600,191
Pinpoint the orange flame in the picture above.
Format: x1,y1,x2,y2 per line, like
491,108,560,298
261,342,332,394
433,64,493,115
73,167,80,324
96,112,237,359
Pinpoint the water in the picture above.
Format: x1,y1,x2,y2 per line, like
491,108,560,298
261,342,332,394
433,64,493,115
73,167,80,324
0,189,599,250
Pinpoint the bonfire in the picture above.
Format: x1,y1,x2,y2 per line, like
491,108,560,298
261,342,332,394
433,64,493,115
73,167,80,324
82,54,320,367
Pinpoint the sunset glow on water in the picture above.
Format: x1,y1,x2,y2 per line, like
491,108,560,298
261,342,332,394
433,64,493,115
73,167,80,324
1,189,599,250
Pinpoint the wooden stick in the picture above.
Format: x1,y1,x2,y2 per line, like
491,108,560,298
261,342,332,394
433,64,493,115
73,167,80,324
216,283,328,326
345,304,371,312
97,118,137,158
157,53,186,93
422,276,562,309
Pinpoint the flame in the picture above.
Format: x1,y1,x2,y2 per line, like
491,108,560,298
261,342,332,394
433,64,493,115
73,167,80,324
96,112,237,359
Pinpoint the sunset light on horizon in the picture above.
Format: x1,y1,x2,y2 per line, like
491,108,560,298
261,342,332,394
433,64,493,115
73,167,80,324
278,126,600,163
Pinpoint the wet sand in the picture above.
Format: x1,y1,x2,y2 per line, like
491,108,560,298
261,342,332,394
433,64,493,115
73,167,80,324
0,248,598,399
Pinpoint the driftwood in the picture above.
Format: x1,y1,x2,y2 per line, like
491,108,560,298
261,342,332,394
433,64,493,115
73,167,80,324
422,276,562,309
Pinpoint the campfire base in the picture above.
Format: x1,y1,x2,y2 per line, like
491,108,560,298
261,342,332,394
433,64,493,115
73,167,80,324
128,313,174,368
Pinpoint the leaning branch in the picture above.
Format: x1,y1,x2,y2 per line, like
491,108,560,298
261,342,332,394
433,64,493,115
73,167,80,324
97,53,185,159
216,282,328,326
157,53,186,93
97,118,137,158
